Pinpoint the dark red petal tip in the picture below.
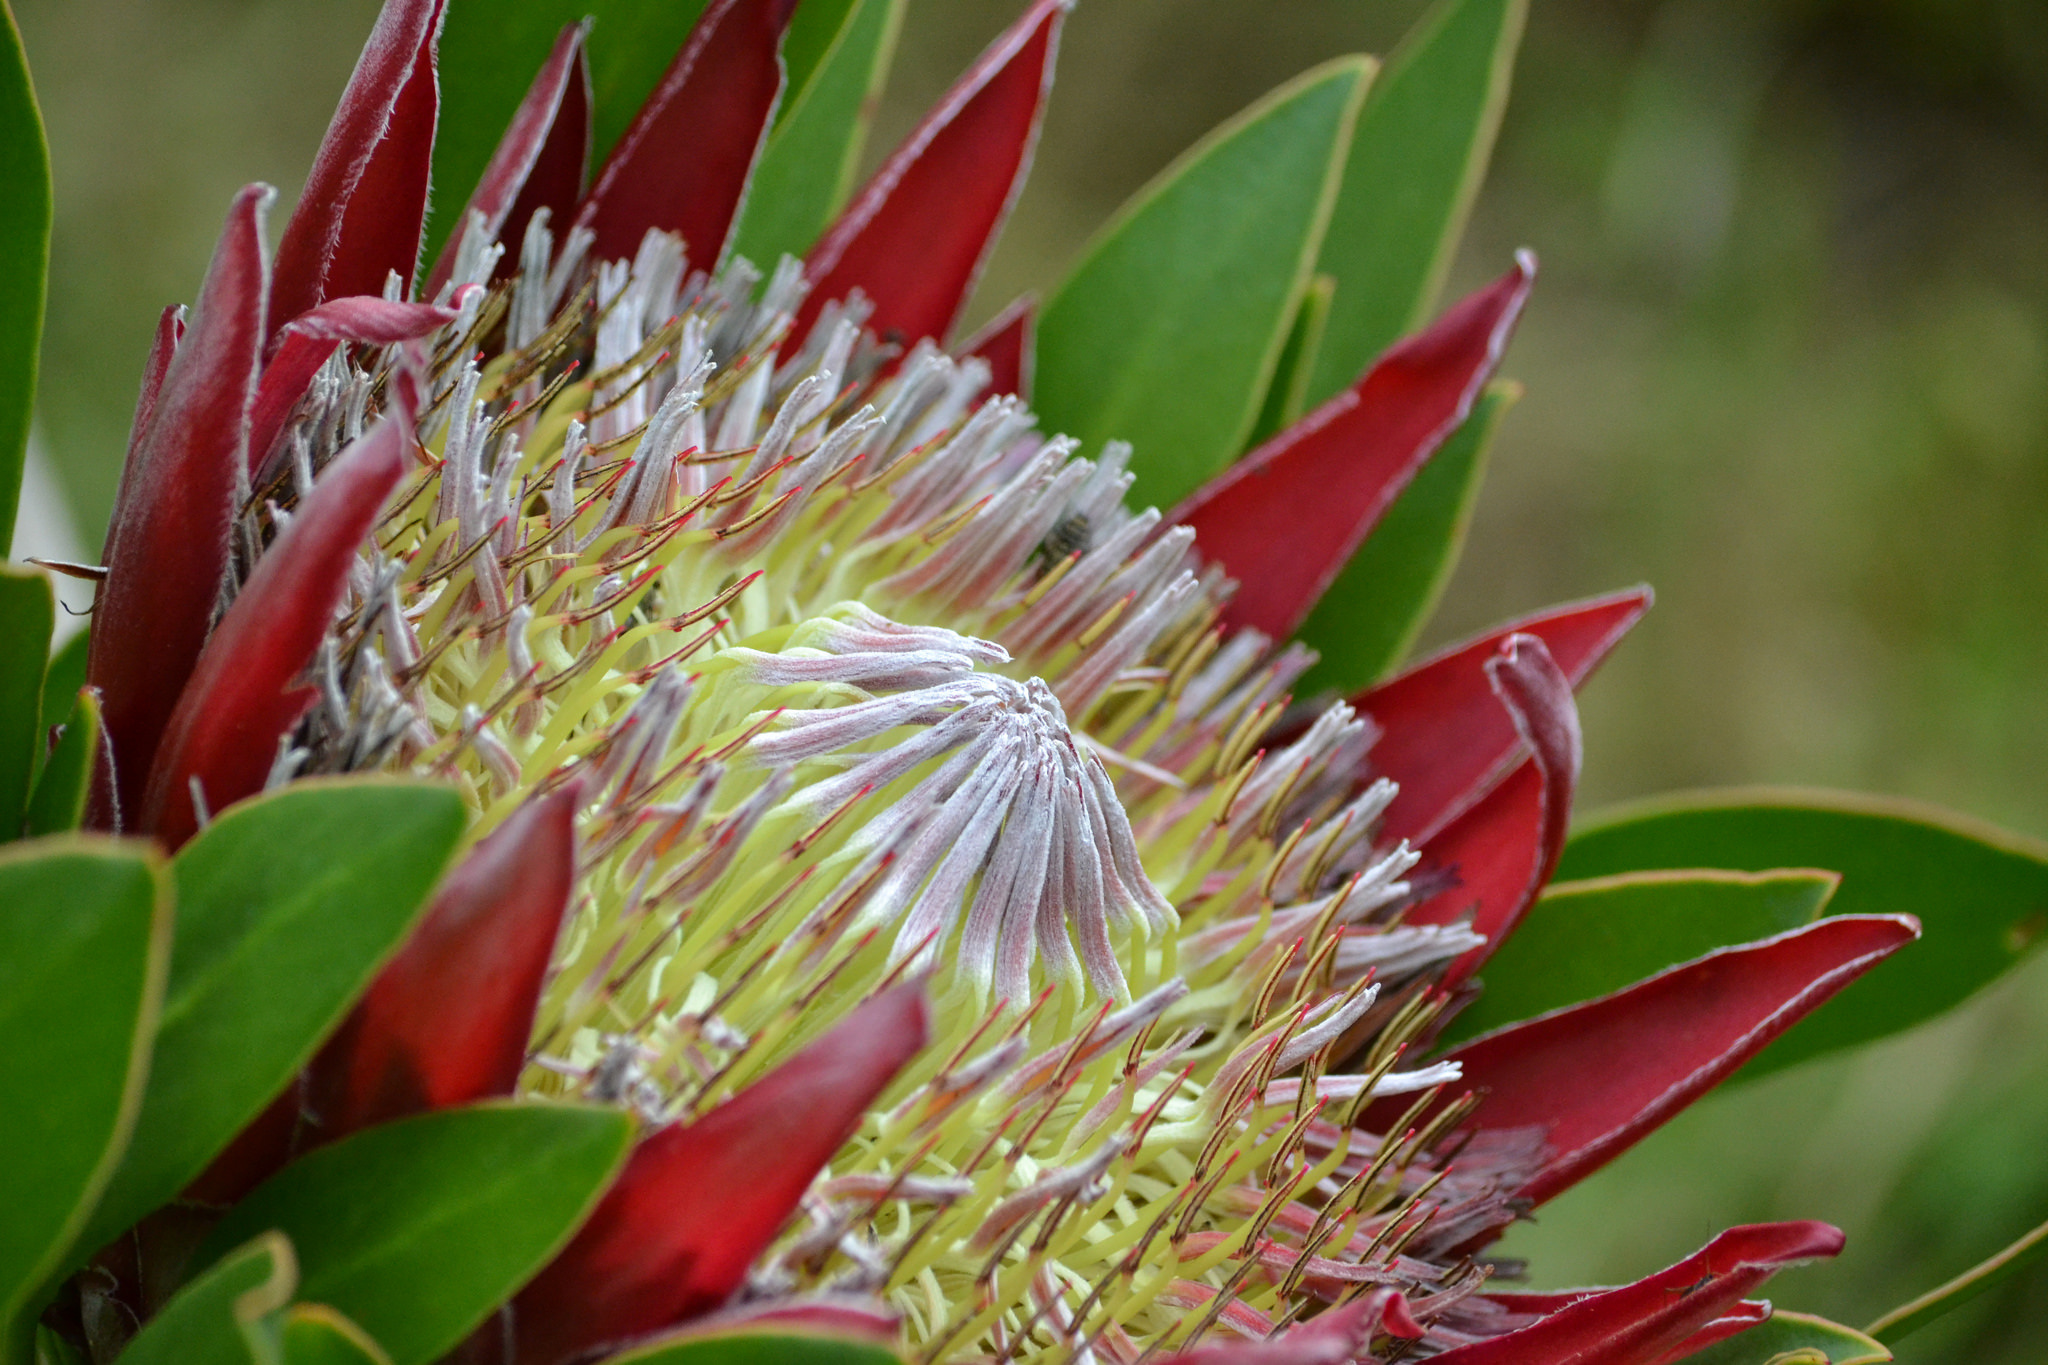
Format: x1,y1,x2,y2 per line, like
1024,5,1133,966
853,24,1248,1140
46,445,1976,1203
575,0,791,269
89,184,273,830
1406,632,1581,986
958,295,1037,400
512,985,930,1365
249,295,457,476
270,0,447,334
1382,916,1918,1208
795,0,1068,351
1438,1222,1842,1365
1362,587,1652,845
309,787,581,1140
139,403,414,848
426,19,591,299
1169,254,1535,640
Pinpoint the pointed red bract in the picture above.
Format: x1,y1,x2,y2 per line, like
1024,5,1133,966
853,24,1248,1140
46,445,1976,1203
308,788,579,1139
1169,256,1534,640
794,0,1067,350
269,0,446,336
958,295,1037,400
139,407,413,848
1385,916,1917,1207
574,0,790,269
248,295,456,475
1362,588,1651,845
1652,1304,1773,1364
88,186,272,831
425,20,591,299
512,985,930,1365
1405,633,1580,986
123,305,185,464
1436,1223,1843,1365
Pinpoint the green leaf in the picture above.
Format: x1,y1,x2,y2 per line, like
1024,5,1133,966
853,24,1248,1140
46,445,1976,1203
1441,868,1839,1044
120,1233,297,1365
0,839,171,1359
33,1324,87,1365
1244,273,1336,449
80,779,466,1253
729,0,906,269
1556,788,2048,1077
1035,57,1375,509
1679,1310,1890,1365
1867,1213,2048,1347
0,4,49,547
37,627,88,747
24,686,97,837
608,1328,905,1365
1303,0,1525,406
197,1102,633,1365
280,1306,392,1365
0,566,53,839
431,0,714,263
1295,380,1514,693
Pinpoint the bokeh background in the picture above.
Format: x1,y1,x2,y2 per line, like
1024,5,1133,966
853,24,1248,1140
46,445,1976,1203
13,0,2048,1357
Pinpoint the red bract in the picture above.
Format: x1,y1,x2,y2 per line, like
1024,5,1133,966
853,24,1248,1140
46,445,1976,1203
425,20,591,299
1436,1222,1846,1365
794,0,1067,350
1406,632,1581,988
309,787,580,1140
959,295,1037,400
1361,588,1652,844
249,296,456,476
88,185,271,829
511,985,930,1365
1171,255,1534,640
269,0,446,335
575,0,792,267
139,402,414,847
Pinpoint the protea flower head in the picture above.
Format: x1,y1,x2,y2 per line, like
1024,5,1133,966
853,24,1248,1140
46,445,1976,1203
39,1,1936,1363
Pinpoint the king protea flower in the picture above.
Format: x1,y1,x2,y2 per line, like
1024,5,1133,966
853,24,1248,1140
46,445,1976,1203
57,2,1921,1363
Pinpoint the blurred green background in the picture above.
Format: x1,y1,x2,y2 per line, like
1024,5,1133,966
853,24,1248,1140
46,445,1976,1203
14,0,2048,1357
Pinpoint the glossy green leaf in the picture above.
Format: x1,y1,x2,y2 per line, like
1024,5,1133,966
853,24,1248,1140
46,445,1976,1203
1245,273,1335,449
37,627,88,747
0,839,170,1358
609,1329,905,1365
1303,0,1525,406
119,1232,297,1365
80,780,466,1253
24,687,97,836
33,1324,87,1365
0,566,53,839
1295,380,1514,693
1036,57,1374,509
1868,1213,2048,1346
431,0,713,262
198,1102,632,1365
0,4,50,546
1442,868,1839,1044
1557,788,2048,1077
280,1305,392,1365
1680,1310,1890,1365
731,0,905,268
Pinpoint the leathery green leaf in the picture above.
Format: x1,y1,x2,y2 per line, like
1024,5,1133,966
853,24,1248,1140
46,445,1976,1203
0,566,53,838
1557,788,2048,1077
431,0,713,262
25,686,97,836
1304,0,1526,406
0,839,171,1357
280,1305,392,1365
1295,380,1514,694
1442,868,1839,1044
1244,273,1336,449
1036,57,1374,509
1868,1214,2048,1347
730,0,906,268
80,780,466,1253
0,3,50,547
119,1233,297,1365
37,627,88,748
1681,1310,1890,1365
609,1329,906,1365
197,1103,633,1365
